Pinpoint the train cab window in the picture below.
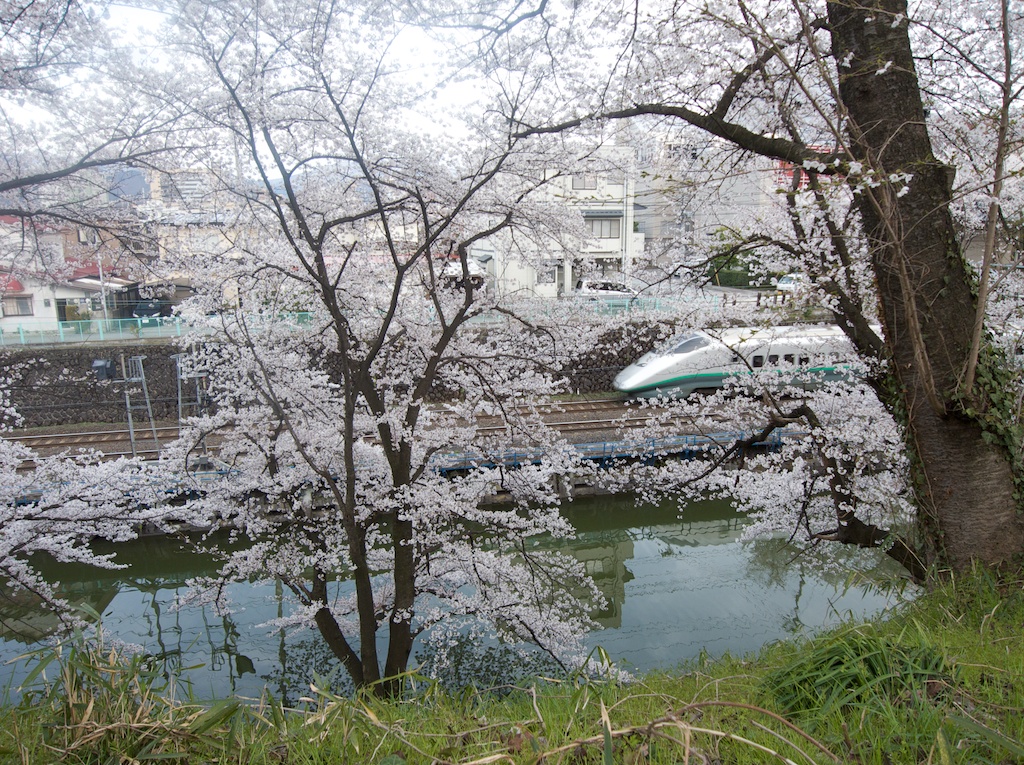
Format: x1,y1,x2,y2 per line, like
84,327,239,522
669,335,711,354
768,354,779,365
752,355,765,368
784,354,795,364
799,356,810,365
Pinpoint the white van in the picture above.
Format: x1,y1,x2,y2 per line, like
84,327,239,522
573,278,637,299
775,273,809,292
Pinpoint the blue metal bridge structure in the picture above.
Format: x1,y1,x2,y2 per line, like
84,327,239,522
433,429,795,475
14,429,799,510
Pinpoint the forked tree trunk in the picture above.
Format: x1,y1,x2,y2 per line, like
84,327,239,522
828,0,1024,571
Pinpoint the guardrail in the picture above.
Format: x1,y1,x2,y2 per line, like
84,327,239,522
433,429,793,475
0,317,187,346
0,290,754,347
0,313,317,346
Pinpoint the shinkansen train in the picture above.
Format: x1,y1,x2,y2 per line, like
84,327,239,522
613,325,858,398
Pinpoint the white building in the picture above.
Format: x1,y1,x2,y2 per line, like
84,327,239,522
634,138,780,275
0,266,136,334
478,147,645,299
0,213,152,334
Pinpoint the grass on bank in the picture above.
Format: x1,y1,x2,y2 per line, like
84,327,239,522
1,570,1022,765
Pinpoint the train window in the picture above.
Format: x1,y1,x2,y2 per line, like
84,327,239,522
670,335,711,354
752,355,764,368
784,354,795,364
768,354,779,365
799,356,810,365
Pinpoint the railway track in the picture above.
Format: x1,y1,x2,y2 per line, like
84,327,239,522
8,426,180,451
4,397,659,459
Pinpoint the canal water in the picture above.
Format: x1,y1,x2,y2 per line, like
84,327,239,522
0,496,906,701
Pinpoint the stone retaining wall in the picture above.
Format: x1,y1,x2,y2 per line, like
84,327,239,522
2,343,181,428
561,322,669,394
2,322,671,428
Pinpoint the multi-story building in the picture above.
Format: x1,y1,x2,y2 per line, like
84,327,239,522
477,146,645,299
634,138,778,279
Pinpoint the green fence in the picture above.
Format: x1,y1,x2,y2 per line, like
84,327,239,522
0,317,185,346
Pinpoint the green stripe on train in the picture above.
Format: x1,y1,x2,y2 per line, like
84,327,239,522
622,366,850,395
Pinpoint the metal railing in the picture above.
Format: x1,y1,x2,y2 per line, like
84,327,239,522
0,291,759,346
0,317,186,346
0,313,320,346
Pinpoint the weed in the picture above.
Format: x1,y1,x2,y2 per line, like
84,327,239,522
762,623,953,717
0,571,1022,764
9,617,244,763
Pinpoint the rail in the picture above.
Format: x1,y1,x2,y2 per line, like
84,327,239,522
7,402,796,477
0,317,187,346
9,412,802,507
6,399,632,457
0,290,748,347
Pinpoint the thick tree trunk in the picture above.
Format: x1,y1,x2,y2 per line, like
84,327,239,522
311,575,365,686
383,514,416,695
828,0,1024,571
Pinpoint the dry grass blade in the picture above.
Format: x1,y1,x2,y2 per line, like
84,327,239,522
525,707,837,765
14,629,246,763
458,755,517,765
750,719,820,765
674,700,839,761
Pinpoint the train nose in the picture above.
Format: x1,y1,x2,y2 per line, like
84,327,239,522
613,367,642,393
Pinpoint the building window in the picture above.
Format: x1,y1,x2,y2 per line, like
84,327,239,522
2,296,33,316
587,218,621,239
572,176,599,190
124,238,148,256
536,261,557,284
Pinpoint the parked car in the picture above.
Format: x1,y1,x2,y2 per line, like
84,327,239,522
440,260,487,291
132,299,172,326
775,273,809,293
573,278,637,299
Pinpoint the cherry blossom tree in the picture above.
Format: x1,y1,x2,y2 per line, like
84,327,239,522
916,0,1024,393
9,0,1023,692
0,0,197,628
491,0,1024,578
0,0,192,279
0,363,174,632
142,0,628,694
0,444,174,633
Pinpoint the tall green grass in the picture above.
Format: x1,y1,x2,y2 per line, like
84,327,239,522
763,623,953,716
0,569,1020,764
3,618,246,763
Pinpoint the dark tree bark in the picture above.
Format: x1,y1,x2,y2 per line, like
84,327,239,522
827,0,1024,570
521,0,1024,575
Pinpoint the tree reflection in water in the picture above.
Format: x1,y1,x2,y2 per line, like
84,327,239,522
0,496,905,699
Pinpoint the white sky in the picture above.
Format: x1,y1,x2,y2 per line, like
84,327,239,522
103,1,489,140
